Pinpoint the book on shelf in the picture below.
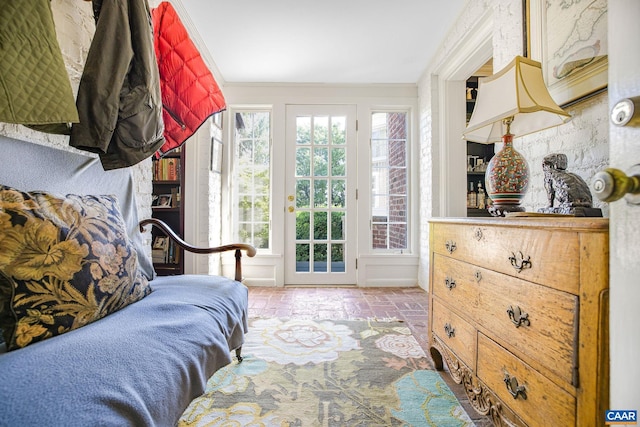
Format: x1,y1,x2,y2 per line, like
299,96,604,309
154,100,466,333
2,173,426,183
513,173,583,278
170,188,179,207
153,158,181,181
152,249,165,264
168,240,175,264
151,236,180,264
152,236,168,263
167,158,177,181
166,239,180,264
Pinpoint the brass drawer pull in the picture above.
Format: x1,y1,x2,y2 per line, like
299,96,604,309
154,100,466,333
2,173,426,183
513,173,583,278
509,251,532,273
474,270,482,282
474,228,483,241
445,277,456,290
444,323,455,338
507,305,530,328
445,240,457,254
504,373,527,400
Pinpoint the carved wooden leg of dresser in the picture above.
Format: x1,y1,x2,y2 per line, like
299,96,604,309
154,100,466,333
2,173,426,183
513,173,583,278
431,335,526,427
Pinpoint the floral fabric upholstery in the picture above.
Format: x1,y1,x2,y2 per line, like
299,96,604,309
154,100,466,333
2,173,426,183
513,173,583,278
0,186,151,350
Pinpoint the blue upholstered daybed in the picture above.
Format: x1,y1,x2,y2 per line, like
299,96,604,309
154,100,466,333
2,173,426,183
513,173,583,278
0,136,255,426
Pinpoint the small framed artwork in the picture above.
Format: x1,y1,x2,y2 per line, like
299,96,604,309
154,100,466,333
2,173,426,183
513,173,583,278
212,111,223,130
528,0,608,107
153,236,168,250
152,194,172,208
210,136,223,173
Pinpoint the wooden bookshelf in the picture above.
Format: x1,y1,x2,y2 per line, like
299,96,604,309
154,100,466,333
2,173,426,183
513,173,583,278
151,147,185,275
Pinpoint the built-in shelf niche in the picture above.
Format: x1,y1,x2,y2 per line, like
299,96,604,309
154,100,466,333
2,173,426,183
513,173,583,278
466,58,494,217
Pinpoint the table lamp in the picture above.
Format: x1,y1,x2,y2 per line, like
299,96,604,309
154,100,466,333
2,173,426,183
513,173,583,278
463,56,571,216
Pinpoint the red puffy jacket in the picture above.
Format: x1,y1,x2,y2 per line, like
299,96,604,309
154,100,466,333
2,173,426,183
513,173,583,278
152,2,226,157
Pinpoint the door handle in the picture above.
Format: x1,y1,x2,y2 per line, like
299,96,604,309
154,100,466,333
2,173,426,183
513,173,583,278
287,195,295,213
591,165,640,204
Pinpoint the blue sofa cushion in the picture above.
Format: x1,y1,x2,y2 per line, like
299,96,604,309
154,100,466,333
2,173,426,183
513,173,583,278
0,186,152,350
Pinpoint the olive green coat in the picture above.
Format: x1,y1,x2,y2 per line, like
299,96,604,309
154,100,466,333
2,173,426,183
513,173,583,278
0,0,79,133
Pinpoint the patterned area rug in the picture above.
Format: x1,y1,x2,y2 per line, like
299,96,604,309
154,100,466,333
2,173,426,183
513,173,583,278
179,318,475,427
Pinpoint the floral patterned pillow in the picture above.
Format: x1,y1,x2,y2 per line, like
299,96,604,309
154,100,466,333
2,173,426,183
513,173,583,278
0,185,152,351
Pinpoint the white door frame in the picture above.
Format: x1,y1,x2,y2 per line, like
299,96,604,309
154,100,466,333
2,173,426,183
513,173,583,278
433,10,493,217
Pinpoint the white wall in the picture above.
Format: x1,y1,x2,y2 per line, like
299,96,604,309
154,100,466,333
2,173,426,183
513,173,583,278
182,123,222,275
180,117,222,276
416,0,610,290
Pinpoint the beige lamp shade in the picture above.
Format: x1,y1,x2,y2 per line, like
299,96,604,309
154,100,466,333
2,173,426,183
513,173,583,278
463,56,571,143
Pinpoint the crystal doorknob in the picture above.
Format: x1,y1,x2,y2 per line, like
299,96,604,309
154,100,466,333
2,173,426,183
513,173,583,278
591,165,640,204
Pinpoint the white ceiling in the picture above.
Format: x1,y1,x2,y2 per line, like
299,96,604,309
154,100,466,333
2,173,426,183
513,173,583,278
180,0,467,84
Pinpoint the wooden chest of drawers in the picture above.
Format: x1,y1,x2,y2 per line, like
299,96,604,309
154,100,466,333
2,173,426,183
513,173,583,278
428,218,609,427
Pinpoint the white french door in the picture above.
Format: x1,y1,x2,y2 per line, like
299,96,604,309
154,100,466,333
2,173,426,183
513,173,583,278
284,105,357,285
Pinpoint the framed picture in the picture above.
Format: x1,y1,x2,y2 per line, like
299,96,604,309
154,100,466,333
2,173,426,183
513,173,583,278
528,0,608,107
212,111,223,130
153,236,168,250
152,193,172,208
210,136,223,173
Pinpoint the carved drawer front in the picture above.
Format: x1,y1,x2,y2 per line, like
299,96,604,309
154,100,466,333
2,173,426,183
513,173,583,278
477,334,576,427
475,267,578,385
432,254,479,315
431,223,580,294
432,299,476,369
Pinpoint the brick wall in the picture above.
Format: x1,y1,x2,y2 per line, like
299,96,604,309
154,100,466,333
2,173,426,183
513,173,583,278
372,112,408,249
387,112,408,249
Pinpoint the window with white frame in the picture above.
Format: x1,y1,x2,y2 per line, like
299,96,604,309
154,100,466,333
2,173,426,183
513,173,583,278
371,111,409,251
232,110,271,249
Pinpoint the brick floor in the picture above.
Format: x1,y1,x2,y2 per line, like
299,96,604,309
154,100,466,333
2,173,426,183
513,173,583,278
247,286,493,426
